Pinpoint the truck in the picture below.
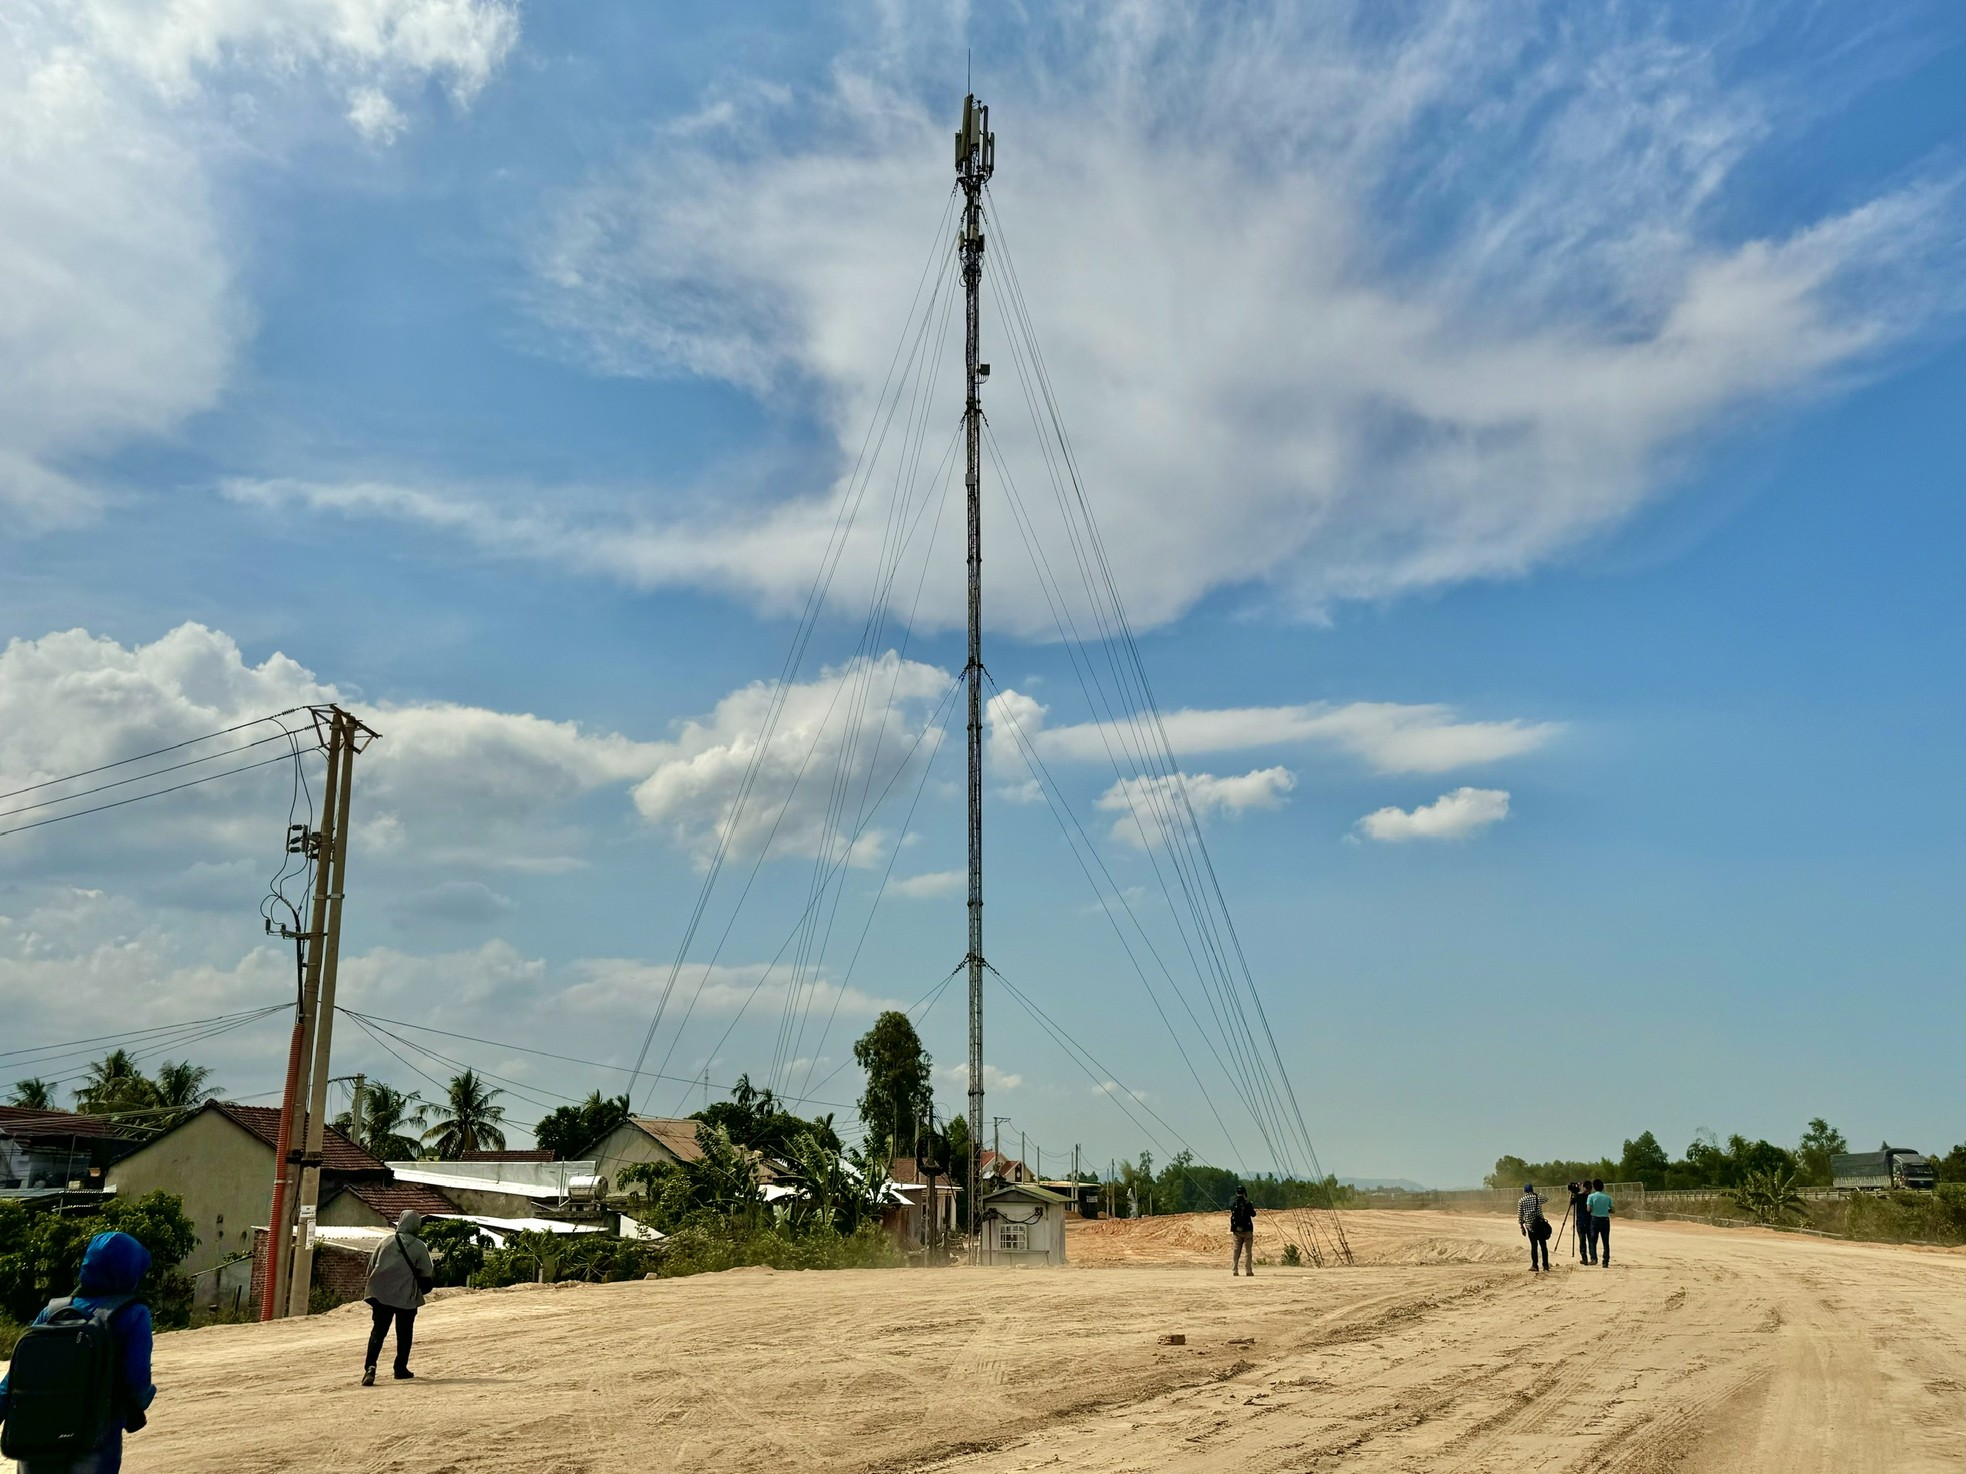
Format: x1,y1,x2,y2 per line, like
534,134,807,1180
1831,1146,1937,1192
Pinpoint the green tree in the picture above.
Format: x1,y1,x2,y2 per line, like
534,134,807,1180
420,1070,508,1159
0,1191,199,1328
534,1091,631,1160
851,1012,932,1153
1619,1131,1671,1189
73,1050,160,1117
151,1060,219,1123
6,1079,54,1109
1797,1118,1848,1187
694,1077,838,1162
333,1082,426,1160
1934,1143,1966,1184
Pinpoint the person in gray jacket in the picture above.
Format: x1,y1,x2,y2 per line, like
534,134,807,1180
362,1211,436,1386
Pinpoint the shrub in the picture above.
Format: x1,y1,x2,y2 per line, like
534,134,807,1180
1281,1243,1302,1267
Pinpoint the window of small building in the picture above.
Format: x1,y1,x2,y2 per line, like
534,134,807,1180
999,1221,1028,1252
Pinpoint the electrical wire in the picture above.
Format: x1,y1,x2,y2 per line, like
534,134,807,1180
0,708,307,804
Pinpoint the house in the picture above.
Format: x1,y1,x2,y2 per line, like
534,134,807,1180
0,1106,142,1192
979,1183,1069,1265
978,1148,1032,1186
888,1156,961,1247
104,1101,454,1277
584,1116,709,1179
384,1158,608,1221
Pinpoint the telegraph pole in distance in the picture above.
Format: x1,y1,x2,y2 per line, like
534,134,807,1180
286,706,377,1316
957,91,995,1250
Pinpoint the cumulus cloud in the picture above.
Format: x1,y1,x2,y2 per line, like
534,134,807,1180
1356,787,1511,842
1097,768,1295,850
0,1,518,524
0,622,659,877
400,0,1964,630
630,652,950,867
940,1062,1022,1091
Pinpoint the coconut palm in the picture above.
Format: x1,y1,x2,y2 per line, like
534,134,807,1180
420,1070,508,1159
7,1078,55,1109
334,1082,427,1160
74,1050,160,1116
152,1060,219,1118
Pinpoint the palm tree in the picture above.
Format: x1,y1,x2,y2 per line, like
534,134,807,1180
420,1070,508,1159
7,1078,55,1109
151,1060,219,1118
74,1050,160,1117
334,1082,427,1160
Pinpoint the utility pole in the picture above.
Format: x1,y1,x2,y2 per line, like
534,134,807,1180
957,91,995,1248
349,1073,366,1153
263,705,378,1319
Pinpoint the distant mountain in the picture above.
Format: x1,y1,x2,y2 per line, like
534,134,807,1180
1338,1176,1430,1192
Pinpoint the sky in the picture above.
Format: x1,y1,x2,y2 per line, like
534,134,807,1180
1,1,1962,1188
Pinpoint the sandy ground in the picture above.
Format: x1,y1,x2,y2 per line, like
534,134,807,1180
132,1210,1964,1473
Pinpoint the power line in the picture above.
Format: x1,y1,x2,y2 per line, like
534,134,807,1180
0,708,306,804
0,726,304,824
0,751,303,842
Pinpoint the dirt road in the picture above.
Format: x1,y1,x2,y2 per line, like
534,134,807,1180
137,1211,1963,1472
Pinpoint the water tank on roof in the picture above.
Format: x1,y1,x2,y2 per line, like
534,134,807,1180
566,1173,608,1202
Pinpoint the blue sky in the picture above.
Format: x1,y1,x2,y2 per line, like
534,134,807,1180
1,1,1961,1187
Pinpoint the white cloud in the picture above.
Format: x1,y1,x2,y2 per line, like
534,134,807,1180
630,652,950,868
558,957,898,1022
1356,787,1511,843
889,869,963,900
450,2,1959,629
1091,1079,1150,1104
0,623,659,876
0,1,518,524
939,1062,1022,1091
1097,767,1295,850
991,688,1558,776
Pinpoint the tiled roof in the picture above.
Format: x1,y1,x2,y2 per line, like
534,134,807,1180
339,1179,458,1221
208,1102,384,1176
0,1106,130,1142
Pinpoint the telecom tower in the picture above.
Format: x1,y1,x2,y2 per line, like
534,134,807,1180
956,93,995,1237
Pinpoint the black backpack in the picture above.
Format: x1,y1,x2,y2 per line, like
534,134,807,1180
0,1294,135,1461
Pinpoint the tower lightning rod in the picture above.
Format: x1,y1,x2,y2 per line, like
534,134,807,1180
956,92,995,1246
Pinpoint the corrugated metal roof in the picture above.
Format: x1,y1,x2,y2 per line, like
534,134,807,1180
457,1149,555,1163
626,1117,705,1163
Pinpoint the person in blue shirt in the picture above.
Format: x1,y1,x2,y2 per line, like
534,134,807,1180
0,1230,157,1474
1586,1180,1614,1266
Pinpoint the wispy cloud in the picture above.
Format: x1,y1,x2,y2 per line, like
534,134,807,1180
0,2,520,525
478,1,1965,628
989,688,1560,776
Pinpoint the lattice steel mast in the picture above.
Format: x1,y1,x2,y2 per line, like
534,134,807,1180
957,93,994,1237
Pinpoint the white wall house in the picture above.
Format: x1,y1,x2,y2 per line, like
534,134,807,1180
980,1183,1069,1266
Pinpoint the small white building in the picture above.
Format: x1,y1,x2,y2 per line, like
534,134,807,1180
980,1183,1069,1266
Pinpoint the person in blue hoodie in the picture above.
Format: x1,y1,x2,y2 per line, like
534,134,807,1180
0,1230,157,1474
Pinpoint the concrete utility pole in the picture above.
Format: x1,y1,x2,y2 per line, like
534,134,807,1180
263,705,378,1319
349,1073,366,1153
956,91,995,1246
